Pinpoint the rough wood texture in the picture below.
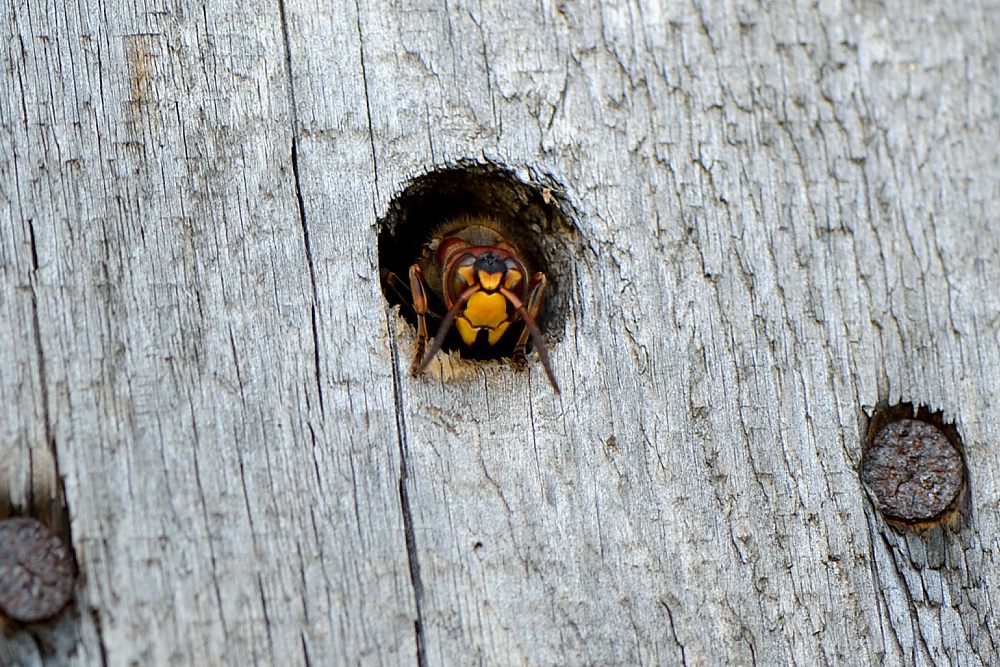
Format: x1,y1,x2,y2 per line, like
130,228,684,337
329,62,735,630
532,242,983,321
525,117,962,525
2,0,998,664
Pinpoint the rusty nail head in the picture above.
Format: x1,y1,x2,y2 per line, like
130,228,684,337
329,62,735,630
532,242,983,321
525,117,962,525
861,419,965,526
0,517,76,623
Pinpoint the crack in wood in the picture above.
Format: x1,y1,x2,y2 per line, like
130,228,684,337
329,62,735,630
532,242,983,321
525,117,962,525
387,318,427,667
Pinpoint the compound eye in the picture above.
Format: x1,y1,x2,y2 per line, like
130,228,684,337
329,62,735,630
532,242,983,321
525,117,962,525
448,254,477,301
436,237,469,264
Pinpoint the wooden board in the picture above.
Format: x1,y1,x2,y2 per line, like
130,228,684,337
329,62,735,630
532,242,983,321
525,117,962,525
2,0,998,664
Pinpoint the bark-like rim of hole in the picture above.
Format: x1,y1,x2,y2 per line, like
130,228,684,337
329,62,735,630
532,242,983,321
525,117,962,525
377,159,580,362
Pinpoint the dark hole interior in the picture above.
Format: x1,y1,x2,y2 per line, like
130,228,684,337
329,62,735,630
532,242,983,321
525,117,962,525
377,161,576,361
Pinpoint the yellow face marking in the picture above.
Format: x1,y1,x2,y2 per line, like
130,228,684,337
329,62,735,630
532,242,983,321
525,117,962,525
464,292,508,328
503,269,522,290
478,270,502,292
487,321,511,345
457,265,476,287
455,317,478,346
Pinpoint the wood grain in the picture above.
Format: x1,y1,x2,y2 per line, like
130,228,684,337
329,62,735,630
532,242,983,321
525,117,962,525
2,0,998,664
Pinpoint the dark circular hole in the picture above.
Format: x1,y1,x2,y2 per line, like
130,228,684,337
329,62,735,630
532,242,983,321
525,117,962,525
377,160,578,362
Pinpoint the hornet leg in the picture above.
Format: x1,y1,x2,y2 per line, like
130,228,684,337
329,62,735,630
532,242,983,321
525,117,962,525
512,272,547,368
408,264,430,374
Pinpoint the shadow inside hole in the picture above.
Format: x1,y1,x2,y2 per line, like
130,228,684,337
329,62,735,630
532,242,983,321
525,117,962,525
377,162,577,361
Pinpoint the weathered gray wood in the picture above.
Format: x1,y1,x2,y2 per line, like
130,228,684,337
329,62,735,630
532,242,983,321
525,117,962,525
3,0,999,664
2,0,414,664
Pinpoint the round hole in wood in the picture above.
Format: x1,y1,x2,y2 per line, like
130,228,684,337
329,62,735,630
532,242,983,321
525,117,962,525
377,161,579,373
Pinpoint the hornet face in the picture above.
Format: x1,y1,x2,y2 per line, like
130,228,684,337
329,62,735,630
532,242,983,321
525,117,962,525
403,216,559,393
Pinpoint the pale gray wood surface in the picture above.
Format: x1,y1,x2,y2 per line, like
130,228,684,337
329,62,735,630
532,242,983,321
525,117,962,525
2,0,998,665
